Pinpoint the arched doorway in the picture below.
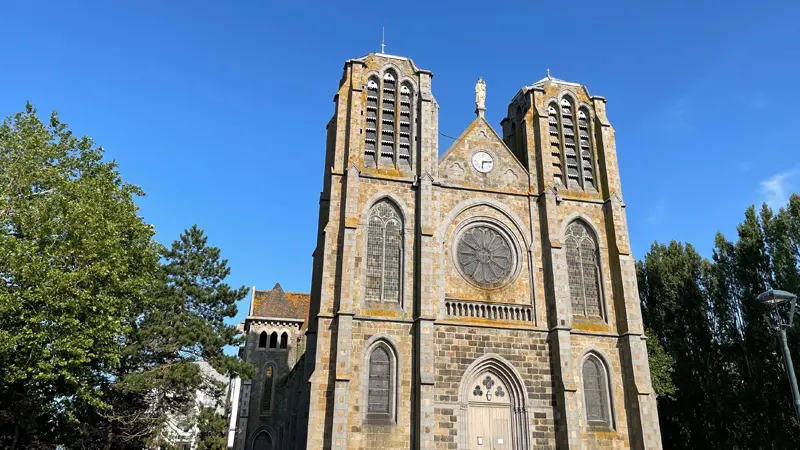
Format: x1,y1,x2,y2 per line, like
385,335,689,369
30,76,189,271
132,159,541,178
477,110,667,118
459,355,529,450
252,430,273,450
467,372,512,449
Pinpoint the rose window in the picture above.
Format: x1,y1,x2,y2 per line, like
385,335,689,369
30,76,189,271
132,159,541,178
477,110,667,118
456,226,514,286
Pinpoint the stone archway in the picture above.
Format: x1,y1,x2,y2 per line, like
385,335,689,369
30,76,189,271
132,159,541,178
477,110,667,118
252,430,273,450
459,355,530,450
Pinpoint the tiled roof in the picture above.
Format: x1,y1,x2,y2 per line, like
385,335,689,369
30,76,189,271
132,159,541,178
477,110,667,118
251,283,310,323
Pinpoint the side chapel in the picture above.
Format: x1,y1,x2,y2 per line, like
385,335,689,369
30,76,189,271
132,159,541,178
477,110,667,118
234,51,662,450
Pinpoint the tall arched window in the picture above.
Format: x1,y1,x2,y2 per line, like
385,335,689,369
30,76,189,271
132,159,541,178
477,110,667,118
262,365,274,413
367,346,392,418
258,331,267,348
565,221,602,317
548,104,563,185
380,71,397,166
549,97,597,191
398,83,413,169
269,332,278,349
578,108,596,188
364,77,380,167
365,201,402,303
560,97,580,187
279,332,288,349
582,355,612,428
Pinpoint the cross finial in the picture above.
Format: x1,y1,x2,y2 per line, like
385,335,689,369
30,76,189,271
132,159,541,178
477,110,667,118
381,27,385,53
546,68,551,78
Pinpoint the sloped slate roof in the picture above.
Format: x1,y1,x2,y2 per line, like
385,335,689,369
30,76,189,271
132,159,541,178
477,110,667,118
252,283,310,322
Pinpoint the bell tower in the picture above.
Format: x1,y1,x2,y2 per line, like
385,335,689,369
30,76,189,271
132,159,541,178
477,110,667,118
501,74,663,448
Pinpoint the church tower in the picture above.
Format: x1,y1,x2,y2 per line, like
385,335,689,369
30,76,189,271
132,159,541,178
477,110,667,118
291,52,662,450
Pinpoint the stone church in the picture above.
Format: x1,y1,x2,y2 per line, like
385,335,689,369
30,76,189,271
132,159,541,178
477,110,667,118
232,50,662,450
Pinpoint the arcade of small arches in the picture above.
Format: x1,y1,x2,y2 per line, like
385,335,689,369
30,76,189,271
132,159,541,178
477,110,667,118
257,331,290,350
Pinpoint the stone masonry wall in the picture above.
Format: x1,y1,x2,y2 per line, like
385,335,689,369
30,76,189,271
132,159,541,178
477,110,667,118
433,325,557,450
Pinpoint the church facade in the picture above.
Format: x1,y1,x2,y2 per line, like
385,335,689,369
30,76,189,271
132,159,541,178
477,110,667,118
234,51,662,450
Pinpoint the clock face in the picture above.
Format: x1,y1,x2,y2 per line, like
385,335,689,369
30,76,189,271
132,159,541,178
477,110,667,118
472,151,494,173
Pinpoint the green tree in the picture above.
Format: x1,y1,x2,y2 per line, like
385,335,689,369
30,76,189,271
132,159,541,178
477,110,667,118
0,104,161,448
95,226,254,448
195,406,229,450
640,195,800,449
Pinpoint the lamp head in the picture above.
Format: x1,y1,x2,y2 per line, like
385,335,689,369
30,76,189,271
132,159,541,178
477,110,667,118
758,289,798,329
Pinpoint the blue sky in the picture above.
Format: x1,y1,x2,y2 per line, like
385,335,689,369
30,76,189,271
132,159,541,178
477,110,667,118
1,0,798,325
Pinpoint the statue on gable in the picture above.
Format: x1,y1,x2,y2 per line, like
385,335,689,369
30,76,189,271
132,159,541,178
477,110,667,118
475,77,486,116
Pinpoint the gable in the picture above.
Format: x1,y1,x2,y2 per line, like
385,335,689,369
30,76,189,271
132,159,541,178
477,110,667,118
439,118,528,192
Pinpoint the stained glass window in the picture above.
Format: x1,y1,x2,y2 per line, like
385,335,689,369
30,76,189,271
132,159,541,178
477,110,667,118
565,221,602,317
456,226,513,286
583,356,610,426
365,201,402,303
262,365,274,412
368,347,391,414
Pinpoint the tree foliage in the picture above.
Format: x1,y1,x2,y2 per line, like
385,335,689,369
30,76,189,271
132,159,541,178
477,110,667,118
640,194,800,449
0,105,251,448
0,103,162,448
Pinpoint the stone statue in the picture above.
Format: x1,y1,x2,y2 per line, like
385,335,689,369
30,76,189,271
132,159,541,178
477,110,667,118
475,77,486,112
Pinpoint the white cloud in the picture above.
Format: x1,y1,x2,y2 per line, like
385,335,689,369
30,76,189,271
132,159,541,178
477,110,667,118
760,169,798,208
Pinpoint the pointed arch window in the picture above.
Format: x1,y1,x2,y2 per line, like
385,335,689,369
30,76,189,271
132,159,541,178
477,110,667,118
565,221,603,317
364,71,414,171
365,201,402,303
398,83,413,169
364,77,380,166
560,98,581,187
578,108,595,188
549,96,597,190
367,346,393,420
380,71,397,166
583,355,612,428
279,332,288,349
258,331,267,348
548,104,563,185
269,332,278,349
262,365,275,413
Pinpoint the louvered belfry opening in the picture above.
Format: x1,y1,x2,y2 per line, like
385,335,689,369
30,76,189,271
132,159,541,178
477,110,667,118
398,84,413,169
578,108,595,188
365,200,402,303
363,67,414,171
583,356,611,427
548,104,563,185
549,95,597,191
364,77,380,167
368,346,391,416
565,221,602,318
380,71,397,166
561,98,581,187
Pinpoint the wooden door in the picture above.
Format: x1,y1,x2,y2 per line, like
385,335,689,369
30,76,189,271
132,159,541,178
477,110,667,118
468,404,512,450
490,406,511,450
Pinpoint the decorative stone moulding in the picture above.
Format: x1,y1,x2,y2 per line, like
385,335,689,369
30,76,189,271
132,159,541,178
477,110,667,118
452,220,521,290
444,299,532,323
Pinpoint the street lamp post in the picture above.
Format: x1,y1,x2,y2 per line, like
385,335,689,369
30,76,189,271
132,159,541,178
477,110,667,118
757,289,800,422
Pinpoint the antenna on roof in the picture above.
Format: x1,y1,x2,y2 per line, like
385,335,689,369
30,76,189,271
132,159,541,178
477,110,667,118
381,27,386,53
